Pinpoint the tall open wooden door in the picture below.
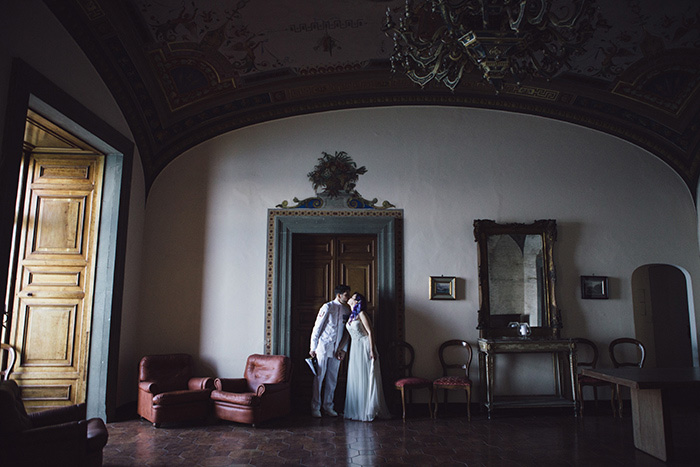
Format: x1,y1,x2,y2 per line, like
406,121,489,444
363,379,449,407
6,110,105,411
291,234,377,411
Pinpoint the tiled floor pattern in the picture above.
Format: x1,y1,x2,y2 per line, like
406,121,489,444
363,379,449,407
104,409,695,466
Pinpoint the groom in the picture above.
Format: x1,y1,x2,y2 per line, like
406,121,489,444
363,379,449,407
309,284,351,417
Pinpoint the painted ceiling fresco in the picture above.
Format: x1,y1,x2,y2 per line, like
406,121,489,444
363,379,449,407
42,0,700,195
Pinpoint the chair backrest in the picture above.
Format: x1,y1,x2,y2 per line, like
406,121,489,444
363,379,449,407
609,338,646,368
1,344,16,381
438,340,473,378
572,338,599,370
244,354,291,389
390,341,416,378
139,354,193,391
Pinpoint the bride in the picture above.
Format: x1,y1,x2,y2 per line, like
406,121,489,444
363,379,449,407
343,292,391,421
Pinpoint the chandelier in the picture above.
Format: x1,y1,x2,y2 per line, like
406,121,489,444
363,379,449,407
383,0,594,91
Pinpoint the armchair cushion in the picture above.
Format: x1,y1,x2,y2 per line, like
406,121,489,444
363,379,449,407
433,376,472,388
153,388,213,406
395,376,432,388
214,377,249,393
211,390,260,407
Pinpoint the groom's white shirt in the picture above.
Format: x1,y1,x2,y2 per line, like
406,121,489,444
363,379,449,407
310,298,348,356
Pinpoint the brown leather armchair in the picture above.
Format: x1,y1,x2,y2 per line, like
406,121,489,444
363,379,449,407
137,353,214,427
211,354,291,426
0,379,108,467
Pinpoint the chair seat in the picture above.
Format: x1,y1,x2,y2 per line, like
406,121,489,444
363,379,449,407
395,377,432,388
434,376,471,388
152,388,212,406
211,390,260,407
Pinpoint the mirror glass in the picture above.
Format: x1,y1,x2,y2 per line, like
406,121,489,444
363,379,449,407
487,234,545,327
474,220,559,338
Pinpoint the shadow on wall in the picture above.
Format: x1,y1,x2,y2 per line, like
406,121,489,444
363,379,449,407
128,153,213,406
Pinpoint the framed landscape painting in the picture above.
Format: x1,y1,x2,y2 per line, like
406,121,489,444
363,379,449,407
430,276,456,300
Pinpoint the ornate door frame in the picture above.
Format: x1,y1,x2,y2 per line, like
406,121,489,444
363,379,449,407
265,209,404,356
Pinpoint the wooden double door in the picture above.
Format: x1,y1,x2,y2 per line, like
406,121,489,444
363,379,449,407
6,111,104,411
290,234,378,411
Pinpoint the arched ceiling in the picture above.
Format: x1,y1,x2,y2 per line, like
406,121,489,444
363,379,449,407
42,0,700,196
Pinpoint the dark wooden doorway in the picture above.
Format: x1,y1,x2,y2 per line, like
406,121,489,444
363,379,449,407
291,234,378,411
633,264,695,368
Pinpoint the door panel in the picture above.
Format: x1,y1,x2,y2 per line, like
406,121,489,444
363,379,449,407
9,114,104,411
290,234,377,411
23,303,76,363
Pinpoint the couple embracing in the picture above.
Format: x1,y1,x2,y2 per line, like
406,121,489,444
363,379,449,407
309,285,390,421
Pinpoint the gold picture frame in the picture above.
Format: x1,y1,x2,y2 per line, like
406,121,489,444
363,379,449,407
429,276,456,300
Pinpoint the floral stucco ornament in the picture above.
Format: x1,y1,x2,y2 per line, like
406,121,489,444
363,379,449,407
307,151,367,198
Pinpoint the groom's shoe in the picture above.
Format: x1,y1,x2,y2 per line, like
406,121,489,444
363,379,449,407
311,409,322,418
324,407,338,417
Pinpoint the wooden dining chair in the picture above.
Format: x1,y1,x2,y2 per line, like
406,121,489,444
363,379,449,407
573,338,615,416
433,340,473,420
391,341,433,420
608,338,646,417
1,343,16,381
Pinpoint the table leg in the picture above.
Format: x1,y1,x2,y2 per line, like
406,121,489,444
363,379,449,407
630,388,671,461
568,349,578,417
485,352,494,419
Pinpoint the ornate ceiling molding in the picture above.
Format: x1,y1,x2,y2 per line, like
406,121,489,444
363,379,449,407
42,0,700,198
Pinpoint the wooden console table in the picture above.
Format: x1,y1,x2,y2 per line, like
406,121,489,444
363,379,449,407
582,367,700,461
478,337,578,419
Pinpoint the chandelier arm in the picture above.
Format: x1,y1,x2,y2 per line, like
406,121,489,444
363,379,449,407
406,58,443,87
546,0,585,28
478,0,487,28
409,41,445,66
433,0,464,35
441,61,465,91
525,0,548,27
508,0,528,31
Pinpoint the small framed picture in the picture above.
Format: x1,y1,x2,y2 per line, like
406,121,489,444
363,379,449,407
581,275,608,299
429,276,456,300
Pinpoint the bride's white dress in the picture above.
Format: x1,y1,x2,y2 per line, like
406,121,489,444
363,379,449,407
344,318,391,421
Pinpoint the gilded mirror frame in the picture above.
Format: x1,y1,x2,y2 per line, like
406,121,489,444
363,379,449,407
473,219,560,338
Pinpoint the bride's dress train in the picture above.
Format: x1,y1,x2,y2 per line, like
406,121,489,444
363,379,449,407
344,319,390,421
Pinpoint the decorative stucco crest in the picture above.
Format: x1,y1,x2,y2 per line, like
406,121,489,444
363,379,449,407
276,151,396,210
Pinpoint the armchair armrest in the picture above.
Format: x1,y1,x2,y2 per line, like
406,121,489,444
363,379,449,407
214,378,249,392
139,381,159,395
29,403,87,428
188,377,214,390
256,382,290,397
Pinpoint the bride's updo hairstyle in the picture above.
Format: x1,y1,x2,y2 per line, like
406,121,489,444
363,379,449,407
348,292,367,322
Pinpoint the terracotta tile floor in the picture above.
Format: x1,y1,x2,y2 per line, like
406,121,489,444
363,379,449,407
103,408,696,466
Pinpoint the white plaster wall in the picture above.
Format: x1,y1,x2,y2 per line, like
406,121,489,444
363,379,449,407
140,106,700,400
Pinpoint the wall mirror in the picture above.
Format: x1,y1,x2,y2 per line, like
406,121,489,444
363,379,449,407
473,219,560,338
